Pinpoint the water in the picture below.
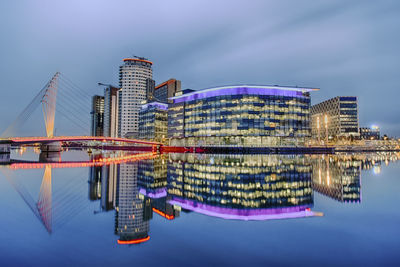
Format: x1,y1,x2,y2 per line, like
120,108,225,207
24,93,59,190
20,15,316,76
0,148,399,266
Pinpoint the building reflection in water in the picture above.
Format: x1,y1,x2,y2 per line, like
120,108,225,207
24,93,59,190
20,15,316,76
310,152,400,203
86,151,399,244
138,155,180,220
310,154,362,203
167,153,321,220
115,162,152,244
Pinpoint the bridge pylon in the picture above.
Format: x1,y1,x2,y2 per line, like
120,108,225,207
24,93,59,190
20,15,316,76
41,72,59,138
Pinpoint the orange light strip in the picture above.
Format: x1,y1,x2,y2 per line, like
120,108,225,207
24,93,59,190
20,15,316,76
122,58,153,65
117,236,150,245
155,79,176,90
152,207,175,220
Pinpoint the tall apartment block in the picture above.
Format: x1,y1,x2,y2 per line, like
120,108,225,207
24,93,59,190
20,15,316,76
154,79,181,103
103,85,120,138
311,96,359,140
90,95,104,136
118,57,153,138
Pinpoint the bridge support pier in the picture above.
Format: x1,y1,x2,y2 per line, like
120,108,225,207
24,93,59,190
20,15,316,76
0,143,11,154
0,152,10,163
40,142,62,153
39,151,61,162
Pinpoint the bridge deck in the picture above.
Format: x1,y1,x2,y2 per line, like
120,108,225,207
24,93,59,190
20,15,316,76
3,136,162,146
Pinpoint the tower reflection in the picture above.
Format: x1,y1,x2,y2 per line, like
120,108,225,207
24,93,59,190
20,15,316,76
115,162,151,244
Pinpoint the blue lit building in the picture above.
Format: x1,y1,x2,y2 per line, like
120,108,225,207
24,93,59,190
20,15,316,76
138,101,168,143
168,85,317,147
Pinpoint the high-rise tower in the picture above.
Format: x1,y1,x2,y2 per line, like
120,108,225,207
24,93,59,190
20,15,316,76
118,57,153,138
90,95,104,136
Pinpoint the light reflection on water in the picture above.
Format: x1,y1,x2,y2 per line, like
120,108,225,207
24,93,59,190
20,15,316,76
0,149,399,265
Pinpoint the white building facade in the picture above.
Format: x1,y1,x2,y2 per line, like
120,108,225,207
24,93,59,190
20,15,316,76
118,58,153,138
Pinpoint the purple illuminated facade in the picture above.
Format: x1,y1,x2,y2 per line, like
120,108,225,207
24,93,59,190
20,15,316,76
169,197,318,221
139,187,167,199
171,85,315,104
168,84,317,147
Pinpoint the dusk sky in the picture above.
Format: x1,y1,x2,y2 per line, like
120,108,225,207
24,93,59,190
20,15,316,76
1,0,399,136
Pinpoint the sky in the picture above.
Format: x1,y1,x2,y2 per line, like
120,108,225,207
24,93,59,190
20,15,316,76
0,0,399,136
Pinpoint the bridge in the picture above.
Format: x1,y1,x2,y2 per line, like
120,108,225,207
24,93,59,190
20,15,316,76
0,72,161,235
0,72,162,151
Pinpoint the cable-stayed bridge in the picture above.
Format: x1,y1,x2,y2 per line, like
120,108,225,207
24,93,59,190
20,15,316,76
0,73,160,234
0,72,162,149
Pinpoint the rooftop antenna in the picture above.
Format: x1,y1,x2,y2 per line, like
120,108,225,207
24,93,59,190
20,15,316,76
132,55,148,61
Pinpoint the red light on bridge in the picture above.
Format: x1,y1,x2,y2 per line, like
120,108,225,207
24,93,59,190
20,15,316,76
8,153,158,170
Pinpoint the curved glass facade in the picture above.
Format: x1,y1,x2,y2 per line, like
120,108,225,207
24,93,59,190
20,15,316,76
168,85,315,147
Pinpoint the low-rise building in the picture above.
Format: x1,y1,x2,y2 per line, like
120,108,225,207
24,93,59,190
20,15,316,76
360,126,380,140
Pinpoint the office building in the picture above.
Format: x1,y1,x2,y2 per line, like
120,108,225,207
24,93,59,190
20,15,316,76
90,95,104,136
103,85,120,138
360,126,380,140
154,79,181,103
311,96,359,141
118,57,153,138
168,85,317,147
138,102,168,143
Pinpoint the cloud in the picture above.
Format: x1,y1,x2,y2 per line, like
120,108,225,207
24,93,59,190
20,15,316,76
0,0,399,136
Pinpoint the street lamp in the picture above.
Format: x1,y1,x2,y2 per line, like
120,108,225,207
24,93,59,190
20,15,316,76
317,116,320,144
324,114,328,144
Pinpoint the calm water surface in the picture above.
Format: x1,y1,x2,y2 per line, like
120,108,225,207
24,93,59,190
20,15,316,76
0,149,399,266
